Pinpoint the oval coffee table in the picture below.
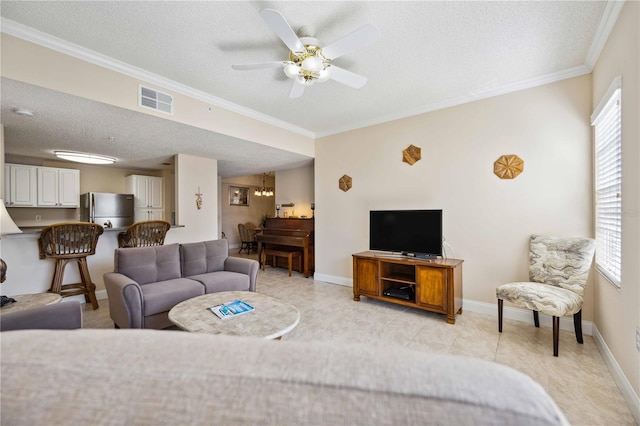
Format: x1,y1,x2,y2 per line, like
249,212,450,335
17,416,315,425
168,291,300,340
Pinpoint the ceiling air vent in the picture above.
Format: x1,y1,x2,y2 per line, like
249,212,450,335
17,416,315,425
138,85,173,114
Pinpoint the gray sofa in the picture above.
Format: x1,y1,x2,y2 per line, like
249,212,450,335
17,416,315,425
0,301,83,331
0,329,569,425
104,239,258,329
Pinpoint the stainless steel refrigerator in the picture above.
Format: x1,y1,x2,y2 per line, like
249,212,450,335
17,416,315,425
80,193,135,228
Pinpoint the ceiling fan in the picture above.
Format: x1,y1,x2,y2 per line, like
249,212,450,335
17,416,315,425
232,9,380,98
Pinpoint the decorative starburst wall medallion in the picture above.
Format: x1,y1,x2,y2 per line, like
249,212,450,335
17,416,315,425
494,154,524,179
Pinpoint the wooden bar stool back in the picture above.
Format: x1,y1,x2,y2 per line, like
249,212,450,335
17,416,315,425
38,222,104,310
118,220,171,248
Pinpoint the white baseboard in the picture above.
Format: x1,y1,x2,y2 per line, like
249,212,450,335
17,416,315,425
592,325,640,424
462,299,593,336
62,289,108,304
313,273,352,287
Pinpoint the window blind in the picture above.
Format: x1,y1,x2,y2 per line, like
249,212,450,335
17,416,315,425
592,81,622,287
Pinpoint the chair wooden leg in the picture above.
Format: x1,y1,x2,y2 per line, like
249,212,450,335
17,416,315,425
498,299,503,332
533,310,540,328
553,316,559,357
573,310,583,344
49,259,69,294
78,258,99,310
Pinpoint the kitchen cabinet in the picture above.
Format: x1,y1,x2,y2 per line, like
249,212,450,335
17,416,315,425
5,164,37,207
127,175,164,222
36,167,80,207
134,208,164,222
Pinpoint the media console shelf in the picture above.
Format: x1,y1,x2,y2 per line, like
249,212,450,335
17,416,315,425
352,251,463,324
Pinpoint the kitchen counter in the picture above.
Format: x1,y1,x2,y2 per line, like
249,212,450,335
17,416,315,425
12,225,183,235
0,224,186,299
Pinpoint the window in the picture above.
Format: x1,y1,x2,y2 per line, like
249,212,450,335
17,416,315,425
591,77,622,287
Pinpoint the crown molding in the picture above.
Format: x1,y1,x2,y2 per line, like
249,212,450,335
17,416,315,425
316,65,591,138
2,3,616,142
584,1,626,70
0,18,315,139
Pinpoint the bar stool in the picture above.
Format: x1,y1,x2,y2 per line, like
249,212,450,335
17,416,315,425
118,220,171,248
38,222,104,310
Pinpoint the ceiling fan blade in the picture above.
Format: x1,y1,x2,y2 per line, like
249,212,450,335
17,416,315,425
321,24,380,60
232,62,286,71
329,65,368,89
259,9,305,54
289,82,305,98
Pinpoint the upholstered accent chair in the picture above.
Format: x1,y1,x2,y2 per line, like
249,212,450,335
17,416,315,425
496,235,596,357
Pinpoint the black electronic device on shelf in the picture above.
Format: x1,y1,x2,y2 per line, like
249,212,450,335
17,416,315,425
383,286,415,301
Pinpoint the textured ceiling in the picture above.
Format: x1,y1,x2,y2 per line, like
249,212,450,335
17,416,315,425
0,1,609,176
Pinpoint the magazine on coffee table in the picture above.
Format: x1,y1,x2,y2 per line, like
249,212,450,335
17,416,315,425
208,299,254,320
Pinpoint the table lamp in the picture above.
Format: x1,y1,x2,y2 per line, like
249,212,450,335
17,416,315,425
1,200,22,306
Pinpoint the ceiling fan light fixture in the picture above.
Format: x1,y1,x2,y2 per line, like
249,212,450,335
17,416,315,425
301,56,323,72
316,66,332,82
283,62,299,78
54,151,116,165
295,75,315,86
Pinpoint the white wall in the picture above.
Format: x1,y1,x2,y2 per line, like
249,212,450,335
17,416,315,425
167,154,218,244
591,0,640,406
315,75,594,314
275,165,315,219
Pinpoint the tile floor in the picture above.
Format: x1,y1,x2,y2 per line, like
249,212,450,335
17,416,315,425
83,255,636,425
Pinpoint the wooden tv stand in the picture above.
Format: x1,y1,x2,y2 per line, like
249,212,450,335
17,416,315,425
352,252,463,324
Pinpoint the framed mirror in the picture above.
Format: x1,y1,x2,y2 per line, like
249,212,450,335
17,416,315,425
229,186,249,206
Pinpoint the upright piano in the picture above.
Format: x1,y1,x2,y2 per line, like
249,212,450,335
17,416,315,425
256,218,314,277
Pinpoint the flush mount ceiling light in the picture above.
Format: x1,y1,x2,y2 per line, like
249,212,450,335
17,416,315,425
54,151,116,165
12,108,34,117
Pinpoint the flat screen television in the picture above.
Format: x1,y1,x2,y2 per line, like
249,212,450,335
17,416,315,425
369,209,442,258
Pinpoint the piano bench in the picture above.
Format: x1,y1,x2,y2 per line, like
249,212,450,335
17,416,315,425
261,249,302,277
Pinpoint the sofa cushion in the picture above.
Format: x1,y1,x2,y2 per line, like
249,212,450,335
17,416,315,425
180,240,228,277
1,330,569,425
188,271,250,293
115,244,182,285
141,278,204,316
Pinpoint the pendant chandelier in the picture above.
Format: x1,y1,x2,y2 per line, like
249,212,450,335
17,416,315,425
254,173,274,197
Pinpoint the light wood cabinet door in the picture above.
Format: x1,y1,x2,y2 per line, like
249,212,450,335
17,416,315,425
354,258,378,296
416,266,447,311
